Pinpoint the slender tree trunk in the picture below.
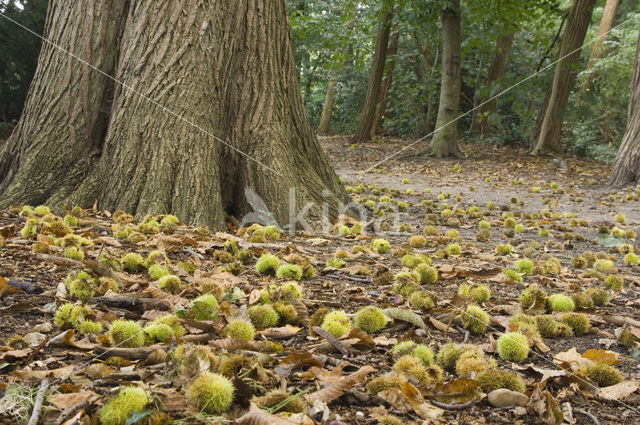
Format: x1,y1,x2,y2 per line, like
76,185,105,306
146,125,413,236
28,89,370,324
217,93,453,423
429,0,463,158
352,0,395,143
0,0,349,230
317,79,337,135
532,0,596,155
413,33,438,135
610,32,640,187
473,32,514,137
373,31,400,136
581,0,621,94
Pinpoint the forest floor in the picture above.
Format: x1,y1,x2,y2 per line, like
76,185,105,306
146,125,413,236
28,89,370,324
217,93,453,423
0,137,640,425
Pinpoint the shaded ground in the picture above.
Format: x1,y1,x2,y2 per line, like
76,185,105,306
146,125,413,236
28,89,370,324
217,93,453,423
0,138,639,425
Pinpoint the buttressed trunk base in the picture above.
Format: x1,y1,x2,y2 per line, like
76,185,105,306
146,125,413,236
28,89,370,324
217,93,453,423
0,0,349,230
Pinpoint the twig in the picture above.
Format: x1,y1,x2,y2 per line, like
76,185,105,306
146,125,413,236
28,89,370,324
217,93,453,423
304,299,343,308
574,409,601,425
54,400,89,425
324,274,372,284
27,379,49,425
429,398,475,411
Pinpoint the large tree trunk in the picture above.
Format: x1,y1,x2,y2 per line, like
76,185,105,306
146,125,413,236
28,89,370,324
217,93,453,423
352,0,395,143
473,33,514,137
0,0,349,230
581,0,621,94
373,31,400,136
429,0,462,158
610,32,640,187
532,0,596,155
317,79,337,135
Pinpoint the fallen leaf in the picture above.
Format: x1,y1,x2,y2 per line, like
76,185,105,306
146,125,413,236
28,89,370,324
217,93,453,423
598,380,640,401
582,349,618,365
305,365,374,404
236,403,298,425
12,364,75,379
257,325,301,339
48,391,98,410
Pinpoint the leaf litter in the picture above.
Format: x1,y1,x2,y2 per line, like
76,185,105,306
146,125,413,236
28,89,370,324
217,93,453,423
0,141,639,424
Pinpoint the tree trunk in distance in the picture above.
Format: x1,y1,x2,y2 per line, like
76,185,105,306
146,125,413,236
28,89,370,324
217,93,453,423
532,0,596,155
429,0,463,158
373,30,400,136
581,0,620,94
610,31,640,187
352,0,395,143
473,32,514,137
0,0,349,230
317,80,337,135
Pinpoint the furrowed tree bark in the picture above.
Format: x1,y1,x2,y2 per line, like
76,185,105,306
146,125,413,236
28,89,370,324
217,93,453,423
610,31,640,187
373,30,400,136
580,0,620,94
473,32,514,137
317,79,337,135
0,0,350,230
532,0,596,155
429,0,463,158
352,0,394,143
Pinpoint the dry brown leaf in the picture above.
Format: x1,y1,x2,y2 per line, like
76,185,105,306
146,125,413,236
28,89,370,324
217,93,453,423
400,381,444,419
236,403,298,425
48,391,98,410
12,364,75,379
432,378,480,403
258,325,301,339
145,285,188,305
83,363,115,379
553,347,593,370
274,353,324,377
340,328,375,351
312,326,348,356
598,380,640,401
285,293,309,327
528,383,564,425
0,348,31,361
378,388,413,413
305,365,374,404
304,363,346,383
429,316,458,333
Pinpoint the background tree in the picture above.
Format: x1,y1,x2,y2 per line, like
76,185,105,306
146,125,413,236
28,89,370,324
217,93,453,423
532,0,596,155
352,0,395,143
580,0,621,94
429,0,462,158
610,30,640,186
472,32,514,137
0,0,349,229
0,0,47,131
